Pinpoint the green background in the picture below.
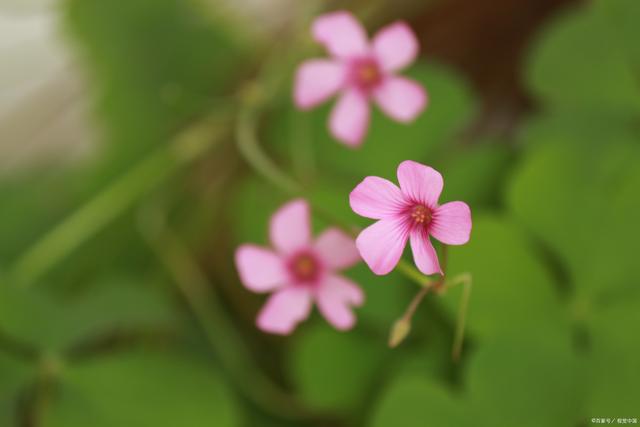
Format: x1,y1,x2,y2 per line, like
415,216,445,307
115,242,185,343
1,0,639,425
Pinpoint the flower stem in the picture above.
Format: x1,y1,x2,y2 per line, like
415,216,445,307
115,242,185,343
395,260,438,288
138,205,313,421
11,115,227,288
448,273,473,362
236,95,303,196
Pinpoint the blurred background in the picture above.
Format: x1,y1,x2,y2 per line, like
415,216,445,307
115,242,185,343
1,0,639,425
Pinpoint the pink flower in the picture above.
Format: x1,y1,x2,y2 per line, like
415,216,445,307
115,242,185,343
235,199,364,334
349,160,472,276
294,11,427,147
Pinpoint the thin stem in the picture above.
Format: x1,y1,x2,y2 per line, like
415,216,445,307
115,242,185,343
440,245,449,275
290,113,316,185
11,116,227,288
235,101,441,291
138,206,313,421
236,104,303,196
395,259,438,288
450,273,472,362
402,286,431,322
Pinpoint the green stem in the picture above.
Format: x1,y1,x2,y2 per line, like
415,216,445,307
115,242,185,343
138,207,313,421
235,102,439,289
11,117,226,288
236,105,303,196
449,273,472,362
395,259,438,288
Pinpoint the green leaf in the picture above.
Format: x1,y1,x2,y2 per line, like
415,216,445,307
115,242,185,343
45,350,238,427
467,332,584,427
594,0,640,67
291,324,387,413
372,330,582,427
585,299,640,415
65,0,242,154
0,279,176,352
371,376,474,427
440,142,513,208
0,352,32,426
443,214,564,340
507,136,640,301
527,2,640,115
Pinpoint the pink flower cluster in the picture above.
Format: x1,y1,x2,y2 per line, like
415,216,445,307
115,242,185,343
235,12,472,335
294,11,427,147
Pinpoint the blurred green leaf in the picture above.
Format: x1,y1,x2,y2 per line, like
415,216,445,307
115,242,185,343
507,136,640,301
594,0,640,67
527,2,640,115
371,376,474,427
373,329,582,427
66,0,242,163
440,142,514,208
467,333,584,427
291,324,387,413
443,214,564,340
585,299,640,415
45,350,237,427
0,280,176,352
0,352,31,426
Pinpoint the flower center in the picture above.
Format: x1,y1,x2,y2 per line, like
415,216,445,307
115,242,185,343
410,204,432,225
352,58,382,90
289,253,320,283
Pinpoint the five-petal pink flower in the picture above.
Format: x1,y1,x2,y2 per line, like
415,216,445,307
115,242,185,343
294,10,427,147
350,160,472,276
235,199,364,335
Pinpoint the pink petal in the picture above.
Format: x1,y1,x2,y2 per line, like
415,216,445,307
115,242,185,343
409,229,442,275
270,199,311,255
316,274,364,330
374,77,427,122
397,160,443,207
329,89,370,147
356,217,409,275
431,201,472,245
256,287,312,335
349,176,408,219
294,59,345,109
312,11,369,59
235,245,286,293
372,21,419,72
314,228,361,271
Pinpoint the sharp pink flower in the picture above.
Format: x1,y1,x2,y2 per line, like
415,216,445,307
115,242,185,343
349,161,472,276
235,199,364,335
294,11,427,147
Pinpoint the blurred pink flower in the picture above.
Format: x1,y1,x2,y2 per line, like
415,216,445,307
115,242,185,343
350,161,472,276
235,199,363,334
294,11,427,147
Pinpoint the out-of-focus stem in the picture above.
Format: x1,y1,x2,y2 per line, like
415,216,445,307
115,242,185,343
235,99,442,290
11,116,228,288
138,207,313,421
236,101,303,196
449,273,472,362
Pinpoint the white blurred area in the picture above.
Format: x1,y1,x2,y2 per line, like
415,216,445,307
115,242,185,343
0,0,94,177
212,0,319,37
